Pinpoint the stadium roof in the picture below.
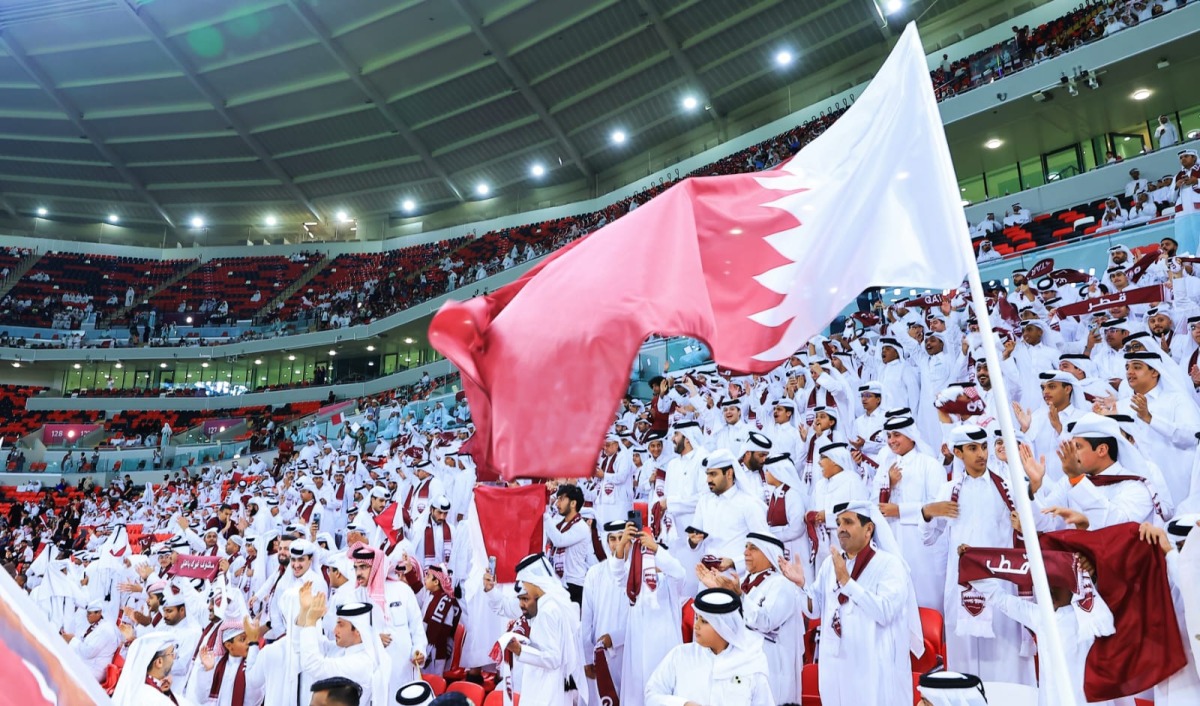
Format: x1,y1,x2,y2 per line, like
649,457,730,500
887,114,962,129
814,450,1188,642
0,0,1030,230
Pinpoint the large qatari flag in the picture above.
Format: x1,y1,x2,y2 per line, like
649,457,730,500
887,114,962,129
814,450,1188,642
430,24,973,480
0,568,115,705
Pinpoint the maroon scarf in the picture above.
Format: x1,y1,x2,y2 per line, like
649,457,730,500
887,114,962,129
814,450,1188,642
740,569,773,595
402,479,431,527
1086,474,1167,521
767,486,790,527
423,520,453,564
548,514,582,579
951,471,1021,547
422,589,461,657
594,644,620,706
624,538,657,604
208,652,247,706
837,542,876,605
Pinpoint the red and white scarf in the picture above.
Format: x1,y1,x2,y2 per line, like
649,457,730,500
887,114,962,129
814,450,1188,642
423,520,453,564
548,514,582,579
625,538,660,607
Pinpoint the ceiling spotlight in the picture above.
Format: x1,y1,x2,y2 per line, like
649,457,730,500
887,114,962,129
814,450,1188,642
328,349,337,356
885,0,903,14
401,199,416,213
682,95,699,111
264,215,278,226
1131,88,1152,100
115,362,123,369
11,362,19,368
72,363,81,369
201,362,209,368
287,354,296,361
475,183,490,196
36,207,47,216
159,363,167,368
984,138,1003,149
366,345,375,352
403,337,414,344
336,210,350,222
107,214,119,223
253,359,262,365
774,50,794,67
1086,76,1100,90
190,217,204,228
1067,85,1079,97
530,163,546,178
610,129,627,145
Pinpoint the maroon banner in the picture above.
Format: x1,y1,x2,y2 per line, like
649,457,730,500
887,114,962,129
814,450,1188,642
170,554,221,580
934,384,985,417
849,311,881,327
1126,251,1160,283
902,288,956,309
1027,257,1055,280
1055,284,1169,318
1050,268,1093,286
957,547,1077,591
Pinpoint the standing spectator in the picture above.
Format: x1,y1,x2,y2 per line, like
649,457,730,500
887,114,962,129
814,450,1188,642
1156,115,1180,149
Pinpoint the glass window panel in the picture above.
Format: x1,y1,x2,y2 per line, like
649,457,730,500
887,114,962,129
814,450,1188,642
959,174,985,206
1018,157,1044,189
1044,145,1081,183
1178,105,1200,142
985,164,1020,199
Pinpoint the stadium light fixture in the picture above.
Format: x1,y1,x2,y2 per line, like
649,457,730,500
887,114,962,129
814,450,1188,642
610,129,627,145
885,0,903,14
475,183,491,196
107,214,119,223
775,50,794,67
681,95,699,111
190,217,205,228
530,163,546,178
264,215,278,226
1131,88,1152,101
402,199,416,213
36,207,47,216
336,211,350,222
984,138,1003,149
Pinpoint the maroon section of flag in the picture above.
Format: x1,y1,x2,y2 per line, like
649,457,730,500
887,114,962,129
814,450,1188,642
1040,523,1186,701
475,485,546,583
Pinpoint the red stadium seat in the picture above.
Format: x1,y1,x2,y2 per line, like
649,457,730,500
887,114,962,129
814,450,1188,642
801,663,821,705
422,674,446,695
447,681,486,706
484,692,518,706
681,598,695,643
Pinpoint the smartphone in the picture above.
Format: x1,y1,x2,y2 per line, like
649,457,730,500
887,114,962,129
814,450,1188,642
627,510,643,532
487,555,497,577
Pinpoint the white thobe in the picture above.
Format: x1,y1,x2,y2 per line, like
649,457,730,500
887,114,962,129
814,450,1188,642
743,571,803,703
870,448,948,609
662,449,708,545
803,545,913,706
923,473,1036,685
690,485,772,573
645,642,775,705
70,619,122,681
621,548,685,706
809,470,869,572
377,580,427,698
1032,464,1155,531
1157,551,1200,705
297,627,381,706
513,596,588,706
580,560,630,706
1117,385,1200,503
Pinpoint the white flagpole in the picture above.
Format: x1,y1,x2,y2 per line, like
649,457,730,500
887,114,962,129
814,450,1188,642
960,255,1079,706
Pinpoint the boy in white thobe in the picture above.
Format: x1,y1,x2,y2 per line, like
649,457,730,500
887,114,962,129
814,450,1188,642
580,522,632,705
645,588,774,705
